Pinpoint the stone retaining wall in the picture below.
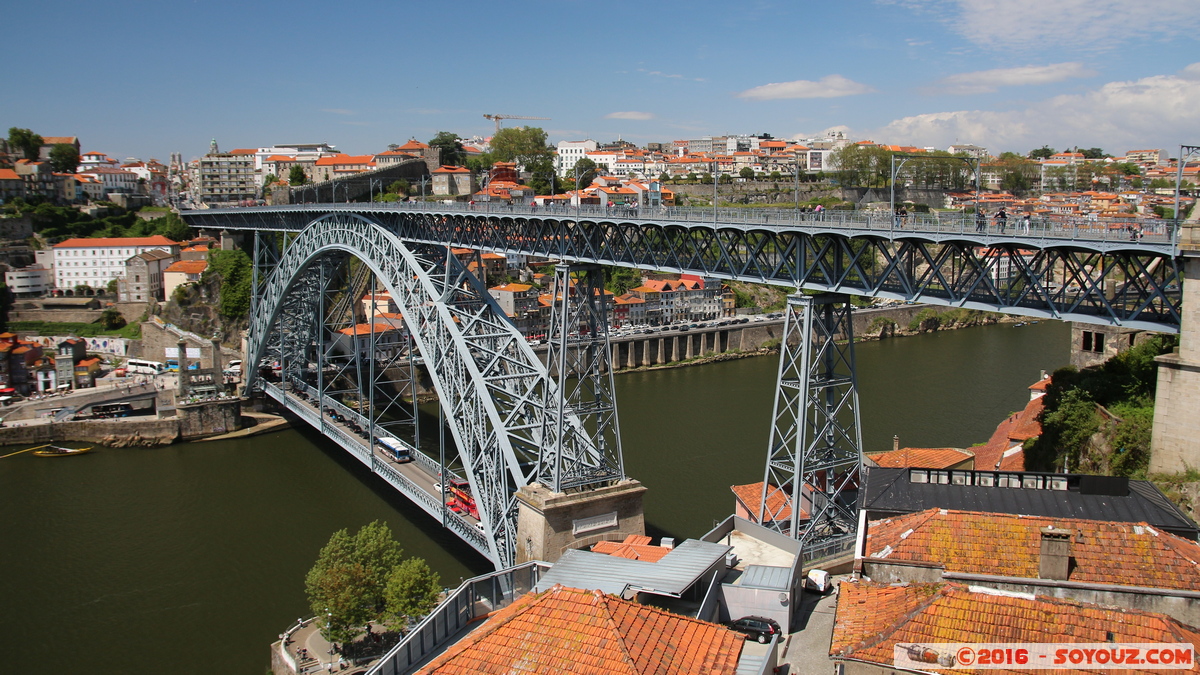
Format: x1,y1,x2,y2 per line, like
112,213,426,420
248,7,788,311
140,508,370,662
0,417,179,447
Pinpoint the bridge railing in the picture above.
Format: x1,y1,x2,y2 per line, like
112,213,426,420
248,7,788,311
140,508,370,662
264,199,1179,247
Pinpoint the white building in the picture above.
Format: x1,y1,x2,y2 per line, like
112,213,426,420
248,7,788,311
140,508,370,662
5,265,53,296
78,166,139,194
52,235,180,290
556,140,598,176
252,143,338,172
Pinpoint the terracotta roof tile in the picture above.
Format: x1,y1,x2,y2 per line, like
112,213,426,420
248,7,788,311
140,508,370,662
832,581,1200,672
418,585,742,674
867,447,973,469
164,260,208,274
731,482,810,521
54,236,179,248
865,508,1200,590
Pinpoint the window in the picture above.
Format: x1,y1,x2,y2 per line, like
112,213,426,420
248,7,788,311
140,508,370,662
1082,331,1105,353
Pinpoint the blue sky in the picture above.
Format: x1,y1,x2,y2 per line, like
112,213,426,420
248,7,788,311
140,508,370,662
4,0,1198,161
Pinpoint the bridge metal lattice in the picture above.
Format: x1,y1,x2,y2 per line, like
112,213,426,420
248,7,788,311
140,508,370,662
541,264,625,492
187,204,1185,332
242,213,601,567
760,294,863,559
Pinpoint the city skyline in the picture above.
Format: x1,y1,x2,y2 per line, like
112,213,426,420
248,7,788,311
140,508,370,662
3,0,1199,161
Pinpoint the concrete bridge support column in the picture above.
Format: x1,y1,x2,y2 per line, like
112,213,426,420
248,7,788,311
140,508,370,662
626,341,635,369
685,334,694,360
656,337,666,365
1151,254,1200,473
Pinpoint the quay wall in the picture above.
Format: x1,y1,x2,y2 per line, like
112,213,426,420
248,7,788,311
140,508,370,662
0,417,180,447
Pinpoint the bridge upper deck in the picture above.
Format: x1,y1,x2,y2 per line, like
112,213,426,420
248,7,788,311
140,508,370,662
186,201,1179,256
182,203,1185,332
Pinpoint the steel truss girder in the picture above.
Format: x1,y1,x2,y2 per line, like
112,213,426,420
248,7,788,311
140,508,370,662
760,294,863,557
542,264,626,492
244,213,598,568
186,208,1184,332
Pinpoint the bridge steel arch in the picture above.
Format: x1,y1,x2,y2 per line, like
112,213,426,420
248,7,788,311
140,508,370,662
245,213,605,567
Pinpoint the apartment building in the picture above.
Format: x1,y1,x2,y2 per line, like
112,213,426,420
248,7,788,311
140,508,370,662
197,141,257,206
555,139,598,175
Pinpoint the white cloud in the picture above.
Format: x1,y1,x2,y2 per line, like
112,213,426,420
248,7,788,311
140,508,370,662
605,111,655,120
932,62,1095,94
886,0,1200,50
737,75,875,100
870,64,1200,152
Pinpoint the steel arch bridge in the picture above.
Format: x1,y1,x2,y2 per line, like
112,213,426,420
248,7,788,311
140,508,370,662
183,203,1187,567
243,213,619,567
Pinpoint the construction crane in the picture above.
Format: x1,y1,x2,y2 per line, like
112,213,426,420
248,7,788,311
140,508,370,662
483,114,550,133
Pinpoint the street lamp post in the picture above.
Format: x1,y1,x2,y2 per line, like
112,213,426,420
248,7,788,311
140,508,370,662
794,149,802,217
712,161,719,224
1175,144,1200,228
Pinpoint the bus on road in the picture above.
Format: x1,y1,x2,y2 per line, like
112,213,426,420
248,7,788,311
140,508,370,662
377,436,412,463
125,359,166,375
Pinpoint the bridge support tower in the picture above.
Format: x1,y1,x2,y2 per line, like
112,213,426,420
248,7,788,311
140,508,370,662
516,264,643,563
757,293,863,561
1151,227,1200,473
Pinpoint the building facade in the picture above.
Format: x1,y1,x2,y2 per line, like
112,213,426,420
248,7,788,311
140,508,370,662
54,235,179,290
197,141,257,206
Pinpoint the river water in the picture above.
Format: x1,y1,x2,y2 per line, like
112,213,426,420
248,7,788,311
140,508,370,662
0,320,1068,674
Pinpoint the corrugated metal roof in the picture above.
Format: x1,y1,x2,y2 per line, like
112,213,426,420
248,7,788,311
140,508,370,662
862,467,1199,538
738,565,791,591
536,539,731,597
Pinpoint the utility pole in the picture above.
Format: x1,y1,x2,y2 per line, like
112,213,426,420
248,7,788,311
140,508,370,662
712,161,718,224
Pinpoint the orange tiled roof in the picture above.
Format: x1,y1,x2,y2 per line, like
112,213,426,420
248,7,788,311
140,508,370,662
53,236,178,248
397,139,430,151
417,584,743,675
831,581,1200,671
731,482,804,521
337,322,399,336
973,393,1044,471
867,447,973,469
864,508,1200,590
592,535,674,563
0,168,20,181
490,283,533,292
164,260,208,274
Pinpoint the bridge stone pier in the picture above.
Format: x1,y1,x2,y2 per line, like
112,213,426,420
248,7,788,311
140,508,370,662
514,480,647,564
1152,226,1200,473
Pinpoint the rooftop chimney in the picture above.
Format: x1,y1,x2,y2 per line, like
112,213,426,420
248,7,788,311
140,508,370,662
660,537,675,550
1039,526,1072,580
893,435,900,453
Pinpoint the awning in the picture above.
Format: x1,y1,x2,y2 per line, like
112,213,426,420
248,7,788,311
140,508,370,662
57,384,70,389
0,388,15,393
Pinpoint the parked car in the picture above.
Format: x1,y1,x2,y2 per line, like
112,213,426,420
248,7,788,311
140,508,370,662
728,616,782,643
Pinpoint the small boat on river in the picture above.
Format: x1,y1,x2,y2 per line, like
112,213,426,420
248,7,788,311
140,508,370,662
30,444,93,457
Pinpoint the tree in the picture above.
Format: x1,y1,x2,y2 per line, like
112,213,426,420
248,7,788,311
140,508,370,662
428,131,465,166
658,172,670,183
1078,147,1107,160
769,171,782,181
7,128,43,161
739,167,756,180
106,278,119,294
288,165,308,186
261,173,277,198
49,144,80,173
1028,146,1055,160
571,158,598,191
205,248,252,319
100,307,126,330
488,126,552,168
383,558,441,628
304,521,405,644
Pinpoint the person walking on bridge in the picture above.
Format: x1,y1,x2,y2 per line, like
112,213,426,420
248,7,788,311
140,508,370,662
975,207,987,232
1021,212,1031,234
995,207,1008,233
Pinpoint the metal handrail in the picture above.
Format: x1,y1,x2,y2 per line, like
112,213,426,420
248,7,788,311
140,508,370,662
219,200,1181,249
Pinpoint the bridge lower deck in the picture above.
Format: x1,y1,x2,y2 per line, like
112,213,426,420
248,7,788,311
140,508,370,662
261,380,492,560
